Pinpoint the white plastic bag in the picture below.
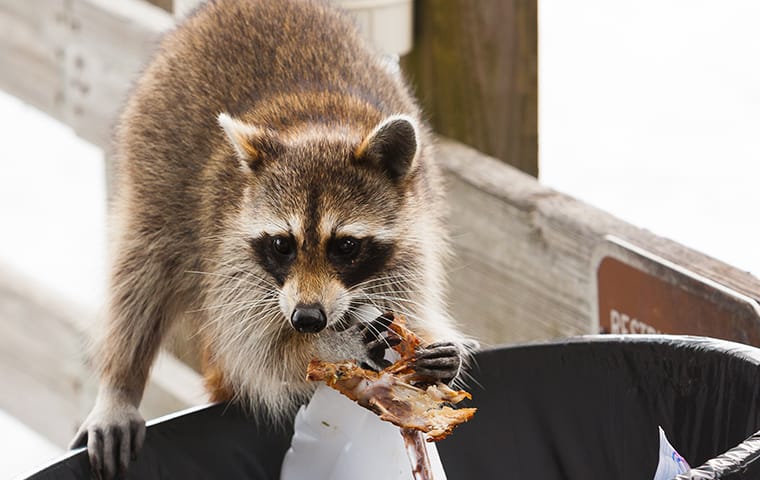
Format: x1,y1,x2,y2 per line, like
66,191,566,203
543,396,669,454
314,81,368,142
652,426,690,480
280,385,447,480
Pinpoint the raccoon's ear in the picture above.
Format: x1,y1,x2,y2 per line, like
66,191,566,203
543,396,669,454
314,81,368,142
218,112,283,170
356,115,419,181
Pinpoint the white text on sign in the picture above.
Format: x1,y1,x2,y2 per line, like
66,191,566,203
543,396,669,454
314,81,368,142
609,309,661,334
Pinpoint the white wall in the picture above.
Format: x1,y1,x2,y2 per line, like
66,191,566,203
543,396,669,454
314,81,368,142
540,0,760,276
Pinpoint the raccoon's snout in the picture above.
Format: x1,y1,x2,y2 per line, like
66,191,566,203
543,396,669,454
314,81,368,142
291,303,327,333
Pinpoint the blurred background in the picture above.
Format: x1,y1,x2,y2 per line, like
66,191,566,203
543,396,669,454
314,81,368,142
1,0,759,477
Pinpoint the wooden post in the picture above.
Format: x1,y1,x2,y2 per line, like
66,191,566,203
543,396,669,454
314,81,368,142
401,0,539,177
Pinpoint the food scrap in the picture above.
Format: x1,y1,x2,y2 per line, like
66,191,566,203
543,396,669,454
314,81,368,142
305,315,476,442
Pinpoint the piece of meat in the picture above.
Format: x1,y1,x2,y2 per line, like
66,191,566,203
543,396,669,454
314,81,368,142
305,316,476,442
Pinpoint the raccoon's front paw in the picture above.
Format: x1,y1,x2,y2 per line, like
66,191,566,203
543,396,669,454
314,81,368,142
412,342,463,384
357,313,400,371
70,396,145,480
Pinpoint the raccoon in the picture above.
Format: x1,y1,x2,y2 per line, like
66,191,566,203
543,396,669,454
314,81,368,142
71,0,471,478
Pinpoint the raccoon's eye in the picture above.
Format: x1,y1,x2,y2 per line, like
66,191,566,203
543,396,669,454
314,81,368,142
330,237,361,259
272,236,295,257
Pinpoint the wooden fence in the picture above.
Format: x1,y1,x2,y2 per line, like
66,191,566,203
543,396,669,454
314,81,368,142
1,0,759,448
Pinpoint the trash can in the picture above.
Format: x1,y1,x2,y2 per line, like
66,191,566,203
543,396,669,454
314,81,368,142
26,335,760,479
438,335,760,480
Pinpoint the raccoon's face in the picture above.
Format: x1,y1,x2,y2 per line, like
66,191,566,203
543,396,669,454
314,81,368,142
219,113,423,334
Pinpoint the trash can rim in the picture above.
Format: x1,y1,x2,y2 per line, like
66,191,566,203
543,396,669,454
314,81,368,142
478,334,760,366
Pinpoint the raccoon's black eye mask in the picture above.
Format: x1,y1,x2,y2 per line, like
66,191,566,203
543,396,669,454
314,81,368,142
249,234,395,287
328,236,395,288
249,233,297,285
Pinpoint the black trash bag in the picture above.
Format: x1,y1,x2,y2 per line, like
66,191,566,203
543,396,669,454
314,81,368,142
26,335,760,479
439,335,760,480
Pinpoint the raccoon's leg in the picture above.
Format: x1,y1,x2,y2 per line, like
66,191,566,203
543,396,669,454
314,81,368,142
70,238,186,480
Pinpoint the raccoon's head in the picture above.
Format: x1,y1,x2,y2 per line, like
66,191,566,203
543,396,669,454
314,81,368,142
217,112,435,337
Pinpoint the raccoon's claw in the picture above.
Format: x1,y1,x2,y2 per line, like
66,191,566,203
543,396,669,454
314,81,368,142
358,313,398,371
412,342,463,384
71,398,145,480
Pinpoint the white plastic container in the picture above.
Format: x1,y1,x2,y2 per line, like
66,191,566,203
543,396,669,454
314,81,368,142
335,0,414,55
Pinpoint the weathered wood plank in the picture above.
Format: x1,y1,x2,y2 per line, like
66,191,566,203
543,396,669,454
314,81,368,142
0,0,171,149
63,0,171,148
0,264,205,448
0,0,66,122
438,139,760,345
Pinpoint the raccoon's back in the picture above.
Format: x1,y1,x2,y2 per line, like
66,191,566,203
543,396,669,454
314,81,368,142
116,0,414,177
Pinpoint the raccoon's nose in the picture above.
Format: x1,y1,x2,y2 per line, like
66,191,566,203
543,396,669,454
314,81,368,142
291,304,327,333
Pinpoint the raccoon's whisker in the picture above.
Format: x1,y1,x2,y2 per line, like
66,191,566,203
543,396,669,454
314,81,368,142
352,293,387,315
455,365,483,391
361,293,418,306
361,289,417,298
348,296,412,348
201,276,266,290
206,294,279,320
185,270,276,294
352,284,414,301
345,272,423,293
206,296,280,310
189,264,281,291
202,270,279,298
195,290,280,334
357,281,413,295
252,309,287,335
344,272,420,291
359,272,422,292
227,309,282,348
185,269,248,282
357,297,431,330
359,293,427,312
202,307,274,332
235,272,280,291
363,320,395,352
194,297,257,332
342,304,394,352
217,305,283,355
240,299,281,327
188,297,280,314
201,269,252,300
201,287,275,304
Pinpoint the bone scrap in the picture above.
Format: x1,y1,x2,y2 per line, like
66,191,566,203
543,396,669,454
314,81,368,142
306,315,476,441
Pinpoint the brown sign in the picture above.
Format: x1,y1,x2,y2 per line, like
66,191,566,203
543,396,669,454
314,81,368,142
597,239,760,346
